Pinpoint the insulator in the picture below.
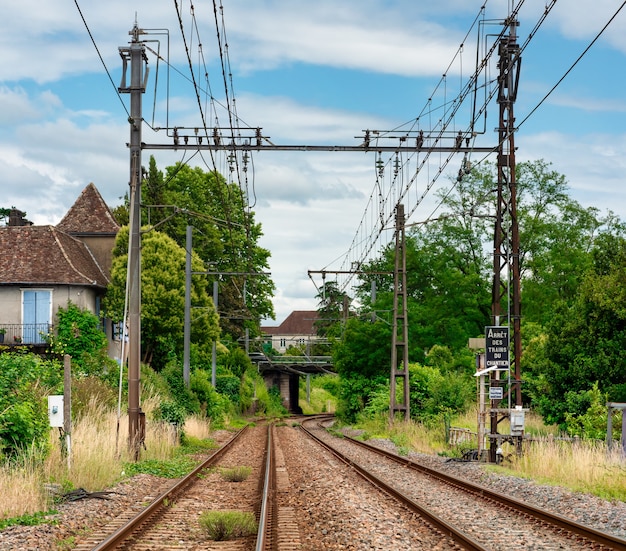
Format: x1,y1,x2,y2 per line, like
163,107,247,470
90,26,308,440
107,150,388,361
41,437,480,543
416,130,424,149
376,153,384,178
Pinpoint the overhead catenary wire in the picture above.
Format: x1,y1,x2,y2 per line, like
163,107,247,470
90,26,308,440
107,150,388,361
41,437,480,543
72,0,129,118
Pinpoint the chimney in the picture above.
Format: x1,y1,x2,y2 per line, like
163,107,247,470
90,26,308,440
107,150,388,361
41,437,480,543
8,208,32,226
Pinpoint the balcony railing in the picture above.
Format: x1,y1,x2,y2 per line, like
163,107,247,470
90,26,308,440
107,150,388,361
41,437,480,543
0,323,52,345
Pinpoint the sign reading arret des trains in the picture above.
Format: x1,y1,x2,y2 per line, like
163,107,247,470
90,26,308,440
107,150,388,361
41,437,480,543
485,326,509,369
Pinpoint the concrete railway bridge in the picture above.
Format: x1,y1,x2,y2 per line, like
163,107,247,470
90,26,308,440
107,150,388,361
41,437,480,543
253,356,335,414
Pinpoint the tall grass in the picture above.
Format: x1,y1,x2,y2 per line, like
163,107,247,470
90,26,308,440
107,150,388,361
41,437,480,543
44,396,179,492
0,398,213,520
507,439,626,500
0,454,49,519
351,411,626,501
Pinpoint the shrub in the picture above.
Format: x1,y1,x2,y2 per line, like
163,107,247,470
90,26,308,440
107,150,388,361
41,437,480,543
161,362,200,414
198,510,257,541
216,374,241,404
51,303,115,377
0,353,62,457
153,401,187,427
191,369,230,422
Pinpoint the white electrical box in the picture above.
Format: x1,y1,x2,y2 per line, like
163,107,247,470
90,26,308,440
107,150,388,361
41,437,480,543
48,395,64,427
510,407,525,436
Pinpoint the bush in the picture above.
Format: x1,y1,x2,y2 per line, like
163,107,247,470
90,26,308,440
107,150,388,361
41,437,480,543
216,374,241,404
190,369,230,423
161,362,200,414
0,353,62,457
51,302,115,377
198,510,257,541
153,401,187,427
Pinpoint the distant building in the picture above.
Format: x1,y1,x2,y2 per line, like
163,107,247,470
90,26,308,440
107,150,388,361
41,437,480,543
261,310,321,354
0,183,120,354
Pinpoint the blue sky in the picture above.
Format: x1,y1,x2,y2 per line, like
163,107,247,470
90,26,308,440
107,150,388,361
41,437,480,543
1,1,626,324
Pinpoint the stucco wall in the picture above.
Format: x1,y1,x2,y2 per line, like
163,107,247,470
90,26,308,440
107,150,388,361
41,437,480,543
0,284,101,331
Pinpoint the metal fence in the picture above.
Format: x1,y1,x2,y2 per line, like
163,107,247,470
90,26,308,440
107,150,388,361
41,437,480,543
0,323,52,344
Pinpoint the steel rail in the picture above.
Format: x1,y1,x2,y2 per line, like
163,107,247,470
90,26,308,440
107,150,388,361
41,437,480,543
299,419,487,551
342,433,626,551
255,423,274,551
89,425,249,551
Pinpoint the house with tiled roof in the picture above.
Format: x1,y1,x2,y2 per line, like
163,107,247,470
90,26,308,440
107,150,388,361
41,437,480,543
261,310,321,353
0,184,119,349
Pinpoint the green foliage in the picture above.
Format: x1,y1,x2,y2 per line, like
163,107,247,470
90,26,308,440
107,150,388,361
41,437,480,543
198,510,257,541
563,383,612,439
115,157,276,343
299,374,338,414
409,363,473,421
218,346,250,379
0,510,58,530
535,236,626,427
104,227,219,371
216,373,241,404
123,455,198,478
315,280,349,338
191,369,230,422
333,317,391,380
337,373,388,423
51,303,114,377
153,401,187,427
253,383,287,417
0,353,62,457
362,382,392,418
313,374,340,396
161,362,200,415
179,434,218,453
219,466,251,482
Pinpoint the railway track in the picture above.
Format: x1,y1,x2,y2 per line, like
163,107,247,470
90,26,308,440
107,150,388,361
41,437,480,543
300,417,626,550
75,423,271,550
71,416,626,550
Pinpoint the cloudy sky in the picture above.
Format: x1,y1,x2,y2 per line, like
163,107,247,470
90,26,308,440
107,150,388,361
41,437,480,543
1,1,626,324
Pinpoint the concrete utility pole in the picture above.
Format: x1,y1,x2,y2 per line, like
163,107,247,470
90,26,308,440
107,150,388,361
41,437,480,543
119,23,148,460
184,226,192,387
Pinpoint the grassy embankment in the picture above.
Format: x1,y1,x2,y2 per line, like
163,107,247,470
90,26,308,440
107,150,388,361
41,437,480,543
0,394,214,523
350,406,626,502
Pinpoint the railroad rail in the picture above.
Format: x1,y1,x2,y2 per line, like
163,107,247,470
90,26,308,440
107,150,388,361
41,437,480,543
301,417,626,550
76,424,277,550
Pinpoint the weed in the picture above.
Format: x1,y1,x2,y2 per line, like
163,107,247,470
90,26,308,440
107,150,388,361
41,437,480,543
123,456,198,478
0,510,58,530
198,510,257,541
220,466,252,482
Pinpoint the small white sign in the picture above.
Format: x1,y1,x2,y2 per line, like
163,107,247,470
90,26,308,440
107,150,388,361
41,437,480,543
489,387,503,400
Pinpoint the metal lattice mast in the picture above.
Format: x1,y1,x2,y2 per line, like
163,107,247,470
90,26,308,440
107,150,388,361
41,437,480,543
390,204,410,421
491,17,522,460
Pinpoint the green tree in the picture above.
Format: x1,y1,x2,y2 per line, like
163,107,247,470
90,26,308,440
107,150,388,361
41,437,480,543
333,317,391,422
155,160,273,340
104,226,219,370
112,158,275,344
535,236,626,427
315,280,349,338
